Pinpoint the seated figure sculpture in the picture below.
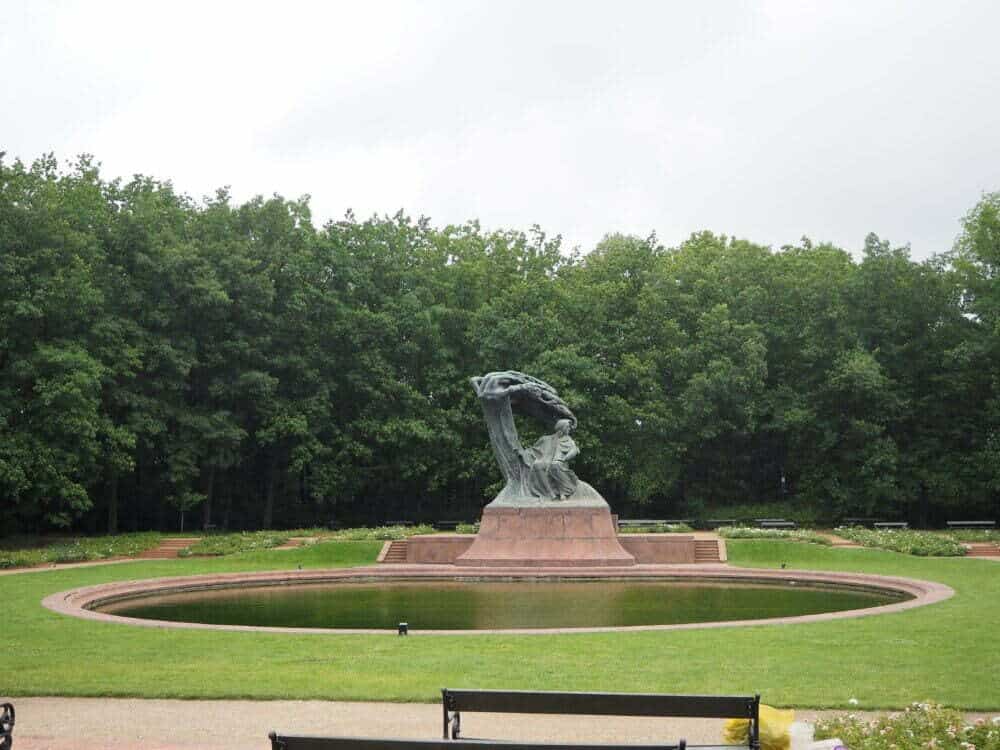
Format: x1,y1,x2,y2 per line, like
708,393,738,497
521,419,579,500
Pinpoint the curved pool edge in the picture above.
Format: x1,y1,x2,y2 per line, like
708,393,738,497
41,563,954,636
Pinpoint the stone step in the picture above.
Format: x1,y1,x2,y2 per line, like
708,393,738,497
138,538,201,559
382,540,409,563
694,540,721,562
966,544,1000,557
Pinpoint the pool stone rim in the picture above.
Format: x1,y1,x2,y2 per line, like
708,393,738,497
42,563,954,636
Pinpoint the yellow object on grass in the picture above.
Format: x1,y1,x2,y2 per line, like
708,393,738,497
724,705,796,750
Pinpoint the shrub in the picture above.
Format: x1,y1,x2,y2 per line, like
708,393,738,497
454,523,480,534
835,528,966,556
815,702,1000,750
717,526,832,545
700,502,822,526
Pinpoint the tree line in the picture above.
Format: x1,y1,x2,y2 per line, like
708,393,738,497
2,153,999,533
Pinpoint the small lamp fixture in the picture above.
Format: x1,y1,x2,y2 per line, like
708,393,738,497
398,622,408,636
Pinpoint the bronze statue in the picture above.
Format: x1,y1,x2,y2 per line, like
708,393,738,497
470,371,605,507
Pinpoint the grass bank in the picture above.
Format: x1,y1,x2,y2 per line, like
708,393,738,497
0,539,997,709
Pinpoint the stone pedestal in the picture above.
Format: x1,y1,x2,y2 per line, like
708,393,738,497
455,505,635,567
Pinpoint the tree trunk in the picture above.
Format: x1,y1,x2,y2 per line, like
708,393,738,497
263,455,277,530
107,470,119,534
221,482,232,530
202,465,216,530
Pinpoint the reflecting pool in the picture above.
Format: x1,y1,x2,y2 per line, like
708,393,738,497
97,579,909,630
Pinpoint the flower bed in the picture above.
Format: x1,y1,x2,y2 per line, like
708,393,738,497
717,526,832,545
182,531,290,556
0,532,162,568
323,524,436,541
835,528,966,556
815,702,1000,750
618,523,694,534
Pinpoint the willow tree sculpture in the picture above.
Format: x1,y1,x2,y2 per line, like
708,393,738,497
470,371,607,507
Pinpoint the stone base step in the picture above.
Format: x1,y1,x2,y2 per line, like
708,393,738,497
966,543,1000,557
381,540,408,563
139,538,201,559
694,539,721,562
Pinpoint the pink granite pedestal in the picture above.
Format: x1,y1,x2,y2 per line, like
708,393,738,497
454,505,636,567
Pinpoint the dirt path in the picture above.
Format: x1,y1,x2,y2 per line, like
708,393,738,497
9,697,996,750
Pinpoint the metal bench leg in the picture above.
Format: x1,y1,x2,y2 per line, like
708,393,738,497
0,703,14,750
442,690,461,739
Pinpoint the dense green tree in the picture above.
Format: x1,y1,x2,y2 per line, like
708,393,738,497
2,153,998,533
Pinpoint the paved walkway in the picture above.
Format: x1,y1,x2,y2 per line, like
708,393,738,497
10,697,996,750
815,533,861,547
138,538,201,560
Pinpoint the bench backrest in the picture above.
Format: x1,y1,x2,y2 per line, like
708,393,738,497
269,734,686,750
442,690,758,748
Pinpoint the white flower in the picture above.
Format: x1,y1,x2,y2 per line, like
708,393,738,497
849,698,860,706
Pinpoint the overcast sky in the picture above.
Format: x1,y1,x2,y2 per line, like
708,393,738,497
3,1,1000,259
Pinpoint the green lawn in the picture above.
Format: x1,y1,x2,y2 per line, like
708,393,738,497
1,539,997,709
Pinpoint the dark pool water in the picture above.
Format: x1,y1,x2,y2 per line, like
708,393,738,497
97,579,907,630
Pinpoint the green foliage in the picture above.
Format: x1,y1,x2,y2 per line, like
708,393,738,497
945,529,1000,543
815,702,1000,750
454,522,480,534
0,532,161,568
835,528,967,556
717,527,832,544
697,502,823,525
2,153,1000,533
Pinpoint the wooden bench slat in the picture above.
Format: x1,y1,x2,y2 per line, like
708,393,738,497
443,690,757,719
270,736,686,750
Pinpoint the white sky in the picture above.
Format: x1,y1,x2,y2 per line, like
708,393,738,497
3,0,1000,258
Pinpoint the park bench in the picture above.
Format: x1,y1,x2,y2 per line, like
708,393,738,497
441,689,759,749
1,702,13,750
702,519,738,530
946,520,996,530
434,521,462,531
842,518,877,528
756,519,796,530
269,735,687,750
873,522,908,530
